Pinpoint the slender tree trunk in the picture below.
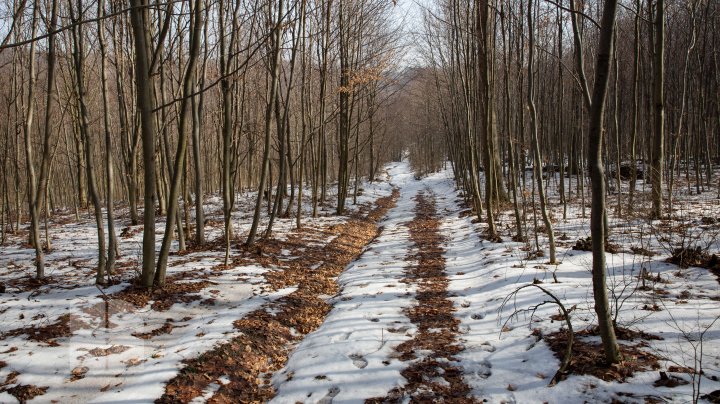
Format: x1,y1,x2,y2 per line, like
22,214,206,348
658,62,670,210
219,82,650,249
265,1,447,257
628,0,641,212
36,0,59,253
337,0,350,215
247,0,283,247
557,7,567,221
130,0,158,287
650,0,665,219
23,0,44,279
71,0,107,284
98,0,117,279
155,0,202,284
527,0,555,263
191,27,207,245
219,0,236,263
500,4,523,241
613,33,622,217
296,0,308,229
478,0,497,238
587,0,622,365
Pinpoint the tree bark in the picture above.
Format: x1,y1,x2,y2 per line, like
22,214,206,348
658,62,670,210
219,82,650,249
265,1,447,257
130,0,158,287
650,0,665,219
71,0,107,284
527,0,556,263
586,0,622,365
247,0,283,247
23,0,43,279
98,0,117,279
155,0,203,284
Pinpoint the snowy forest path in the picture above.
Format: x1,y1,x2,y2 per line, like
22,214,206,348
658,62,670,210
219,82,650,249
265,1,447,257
272,162,478,403
368,188,478,403
0,161,488,404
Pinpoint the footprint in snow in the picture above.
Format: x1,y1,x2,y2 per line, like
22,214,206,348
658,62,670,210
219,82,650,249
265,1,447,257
349,353,368,369
317,386,340,404
481,342,496,352
476,359,493,379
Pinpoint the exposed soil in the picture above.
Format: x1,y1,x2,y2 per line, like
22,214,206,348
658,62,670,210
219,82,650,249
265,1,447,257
0,369,48,403
5,384,48,403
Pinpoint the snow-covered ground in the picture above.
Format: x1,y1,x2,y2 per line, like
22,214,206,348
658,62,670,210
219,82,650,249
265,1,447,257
271,161,420,402
1,160,719,403
273,164,720,403
0,175,391,403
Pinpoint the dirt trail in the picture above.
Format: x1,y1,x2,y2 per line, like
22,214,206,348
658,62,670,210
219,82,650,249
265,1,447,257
370,189,477,403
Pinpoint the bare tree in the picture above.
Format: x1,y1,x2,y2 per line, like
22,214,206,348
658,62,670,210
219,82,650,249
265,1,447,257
247,0,283,247
22,0,43,279
155,0,203,284
527,0,556,263
129,0,159,288
98,0,118,279
585,0,622,364
650,0,665,219
70,0,107,284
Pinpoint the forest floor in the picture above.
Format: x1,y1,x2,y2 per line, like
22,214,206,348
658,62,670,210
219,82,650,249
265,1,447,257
1,161,720,403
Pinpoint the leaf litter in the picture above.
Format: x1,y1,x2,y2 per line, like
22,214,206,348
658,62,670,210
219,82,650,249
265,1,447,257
158,190,399,403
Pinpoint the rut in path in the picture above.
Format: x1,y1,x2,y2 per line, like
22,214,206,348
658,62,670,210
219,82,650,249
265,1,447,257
369,189,478,403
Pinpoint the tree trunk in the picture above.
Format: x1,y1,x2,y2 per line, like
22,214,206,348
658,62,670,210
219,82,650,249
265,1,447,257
650,0,665,219
23,0,44,279
247,0,283,247
129,0,158,287
527,0,556,263
628,0,641,212
155,0,203,284
586,0,622,365
98,0,117,279
191,25,207,245
71,0,107,284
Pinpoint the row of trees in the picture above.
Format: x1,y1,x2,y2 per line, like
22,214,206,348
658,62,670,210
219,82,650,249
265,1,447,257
406,0,719,366
0,0,405,286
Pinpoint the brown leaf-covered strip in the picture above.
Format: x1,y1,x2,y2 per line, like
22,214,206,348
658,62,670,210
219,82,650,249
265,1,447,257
0,313,88,346
157,190,399,404
111,274,214,312
541,326,661,383
369,189,478,404
0,369,48,403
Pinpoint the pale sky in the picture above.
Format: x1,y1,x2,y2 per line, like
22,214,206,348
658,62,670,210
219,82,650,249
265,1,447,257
392,0,432,67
